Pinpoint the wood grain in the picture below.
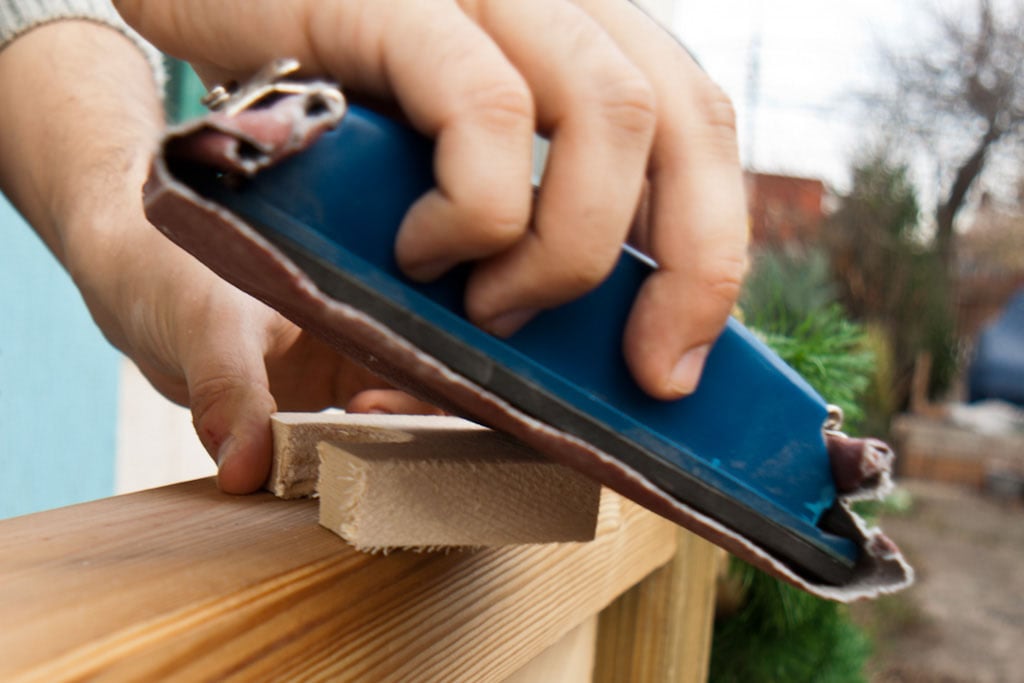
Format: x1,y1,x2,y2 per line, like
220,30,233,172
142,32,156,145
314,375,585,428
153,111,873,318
593,529,720,683
316,417,602,549
503,615,597,683
0,478,674,682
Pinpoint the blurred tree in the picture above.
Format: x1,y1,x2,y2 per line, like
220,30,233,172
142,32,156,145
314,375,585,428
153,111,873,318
828,153,920,324
828,150,956,410
872,0,1024,267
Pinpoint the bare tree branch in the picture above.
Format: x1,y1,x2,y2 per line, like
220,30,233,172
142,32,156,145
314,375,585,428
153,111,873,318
871,0,1024,265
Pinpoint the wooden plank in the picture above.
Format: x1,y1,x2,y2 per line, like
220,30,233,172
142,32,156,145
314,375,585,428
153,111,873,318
316,417,602,549
892,414,1024,488
0,478,674,681
893,414,1024,462
593,529,720,683
902,451,987,488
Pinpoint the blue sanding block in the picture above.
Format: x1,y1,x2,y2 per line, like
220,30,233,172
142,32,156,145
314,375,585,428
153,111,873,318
174,104,858,585
147,66,914,594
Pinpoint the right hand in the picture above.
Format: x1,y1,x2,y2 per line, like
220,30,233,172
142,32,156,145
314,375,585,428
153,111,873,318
115,0,749,400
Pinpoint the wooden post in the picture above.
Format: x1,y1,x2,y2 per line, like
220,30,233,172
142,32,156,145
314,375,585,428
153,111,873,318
593,528,721,683
503,616,598,683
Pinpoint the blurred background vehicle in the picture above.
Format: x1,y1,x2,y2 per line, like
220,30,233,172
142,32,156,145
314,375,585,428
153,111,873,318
969,289,1024,407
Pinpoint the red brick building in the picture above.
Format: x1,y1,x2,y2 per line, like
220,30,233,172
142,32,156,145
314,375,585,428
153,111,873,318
744,172,827,246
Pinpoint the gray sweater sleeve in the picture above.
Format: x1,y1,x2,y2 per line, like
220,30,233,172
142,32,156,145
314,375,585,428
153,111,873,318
0,0,165,88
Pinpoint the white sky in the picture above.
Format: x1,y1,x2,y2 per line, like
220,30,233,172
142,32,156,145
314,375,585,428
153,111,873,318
670,1,923,191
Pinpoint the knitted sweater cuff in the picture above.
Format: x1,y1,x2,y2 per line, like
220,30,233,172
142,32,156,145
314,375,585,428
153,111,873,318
0,0,165,90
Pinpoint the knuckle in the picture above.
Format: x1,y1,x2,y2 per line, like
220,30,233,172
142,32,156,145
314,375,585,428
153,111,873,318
700,81,738,132
426,21,534,132
463,76,534,136
598,70,658,140
188,373,238,431
442,80,534,251
697,81,740,152
701,251,749,307
459,193,531,251
561,20,656,139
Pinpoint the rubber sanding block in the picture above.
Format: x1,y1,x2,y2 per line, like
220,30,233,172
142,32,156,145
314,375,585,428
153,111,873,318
143,61,912,600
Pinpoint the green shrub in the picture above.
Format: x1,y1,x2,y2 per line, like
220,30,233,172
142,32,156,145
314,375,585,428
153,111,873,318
711,562,872,683
740,246,874,431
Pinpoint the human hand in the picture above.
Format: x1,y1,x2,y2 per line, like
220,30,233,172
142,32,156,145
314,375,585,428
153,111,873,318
81,212,440,493
115,0,749,400
0,20,437,494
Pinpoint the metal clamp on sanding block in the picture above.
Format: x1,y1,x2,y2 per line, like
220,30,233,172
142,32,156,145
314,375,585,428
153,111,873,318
143,59,912,600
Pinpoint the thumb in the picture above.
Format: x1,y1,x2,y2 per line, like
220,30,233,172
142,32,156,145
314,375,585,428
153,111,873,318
185,338,277,494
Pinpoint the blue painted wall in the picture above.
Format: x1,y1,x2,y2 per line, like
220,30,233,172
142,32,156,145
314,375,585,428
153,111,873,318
0,197,120,518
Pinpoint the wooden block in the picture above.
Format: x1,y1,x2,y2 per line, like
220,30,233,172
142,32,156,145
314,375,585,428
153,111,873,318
272,412,604,548
0,478,676,681
269,411,410,498
316,415,604,549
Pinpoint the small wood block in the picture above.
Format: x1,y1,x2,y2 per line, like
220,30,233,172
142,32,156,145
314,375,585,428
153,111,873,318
314,414,604,549
269,411,401,498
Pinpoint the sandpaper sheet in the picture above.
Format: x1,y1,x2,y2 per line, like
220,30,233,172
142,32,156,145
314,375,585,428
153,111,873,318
143,88,912,601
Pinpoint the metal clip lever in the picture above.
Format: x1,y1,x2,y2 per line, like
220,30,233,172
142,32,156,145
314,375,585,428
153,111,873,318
201,57,344,118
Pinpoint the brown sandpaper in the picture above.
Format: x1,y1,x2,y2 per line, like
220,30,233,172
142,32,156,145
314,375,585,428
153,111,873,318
143,87,912,602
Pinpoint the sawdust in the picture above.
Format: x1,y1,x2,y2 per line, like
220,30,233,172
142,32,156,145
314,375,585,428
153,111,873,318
851,480,1024,683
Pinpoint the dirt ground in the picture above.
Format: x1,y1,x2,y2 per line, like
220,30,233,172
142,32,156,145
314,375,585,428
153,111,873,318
850,479,1024,683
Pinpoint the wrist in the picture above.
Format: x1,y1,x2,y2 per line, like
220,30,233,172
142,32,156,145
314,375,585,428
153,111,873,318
0,19,164,262
0,19,166,351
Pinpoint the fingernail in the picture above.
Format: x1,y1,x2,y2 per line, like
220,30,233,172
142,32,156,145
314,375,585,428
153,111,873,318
404,257,455,282
484,308,538,338
216,435,237,469
669,344,711,395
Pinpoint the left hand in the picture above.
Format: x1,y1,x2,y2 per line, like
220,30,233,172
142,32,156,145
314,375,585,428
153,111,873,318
84,208,441,493
0,20,439,494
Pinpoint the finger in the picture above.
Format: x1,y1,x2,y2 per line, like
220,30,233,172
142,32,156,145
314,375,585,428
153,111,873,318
346,389,445,416
113,0,316,84
183,323,277,494
115,0,535,281
572,0,749,399
457,0,656,336
378,7,535,282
